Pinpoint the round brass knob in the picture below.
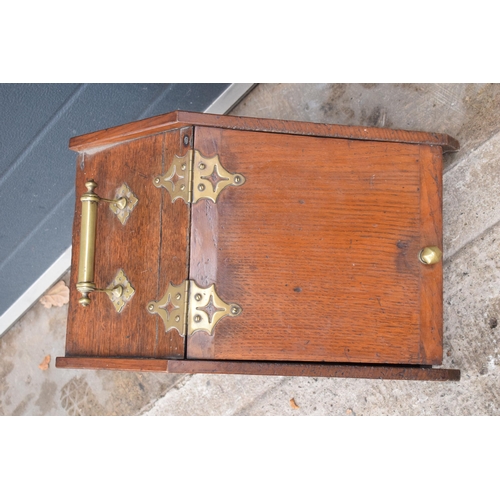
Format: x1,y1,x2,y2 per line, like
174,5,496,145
419,246,443,265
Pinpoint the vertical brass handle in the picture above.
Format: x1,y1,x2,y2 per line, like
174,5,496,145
76,180,127,306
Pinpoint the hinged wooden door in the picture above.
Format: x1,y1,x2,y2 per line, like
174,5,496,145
187,126,443,365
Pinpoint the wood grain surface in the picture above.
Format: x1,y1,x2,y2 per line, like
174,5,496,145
64,128,190,359
155,127,192,357
55,357,169,372
69,110,459,153
419,145,443,363
188,127,442,364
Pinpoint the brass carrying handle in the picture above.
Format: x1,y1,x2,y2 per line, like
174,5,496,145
76,180,127,306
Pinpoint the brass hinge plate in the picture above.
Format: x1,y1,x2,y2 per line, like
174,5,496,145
147,280,242,337
188,282,242,336
153,150,193,203
147,281,189,335
153,150,245,203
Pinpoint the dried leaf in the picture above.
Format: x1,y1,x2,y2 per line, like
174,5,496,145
39,355,51,371
40,280,69,309
289,398,300,410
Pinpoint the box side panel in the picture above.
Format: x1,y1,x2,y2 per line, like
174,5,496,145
188,127,430,364
65,129,190,358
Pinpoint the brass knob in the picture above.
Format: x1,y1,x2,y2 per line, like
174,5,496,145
419,246,443,265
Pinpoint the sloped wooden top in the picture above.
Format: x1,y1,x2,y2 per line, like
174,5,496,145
69,110,460,153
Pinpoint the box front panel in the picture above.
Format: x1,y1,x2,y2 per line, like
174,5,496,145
187,127,442,364
66,128,191,359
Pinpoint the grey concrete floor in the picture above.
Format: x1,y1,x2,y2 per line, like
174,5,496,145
2,83,500,415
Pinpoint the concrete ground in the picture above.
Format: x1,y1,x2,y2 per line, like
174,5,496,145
2,83,500,415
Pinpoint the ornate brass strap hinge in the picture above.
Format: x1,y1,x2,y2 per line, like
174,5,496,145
153,149,245,203
147,280,242,337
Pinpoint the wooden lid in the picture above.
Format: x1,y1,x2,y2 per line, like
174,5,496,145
69,110,460,153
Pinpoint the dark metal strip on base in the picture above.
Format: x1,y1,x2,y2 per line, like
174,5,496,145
168,360,461,381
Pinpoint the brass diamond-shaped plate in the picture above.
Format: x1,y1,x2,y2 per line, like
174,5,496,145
109,183,138,225
106,269,135,313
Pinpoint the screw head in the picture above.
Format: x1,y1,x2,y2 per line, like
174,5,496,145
181,164,186,171
234,176,241,184
231,305,241,315
194,314,202,323
180,185,185,191
198,184,205,192
175,293,182,300
148,304,154,311
183,135,189,146
199,163,206,170
195,293,202,301
154,177,160,184
175,315,180,322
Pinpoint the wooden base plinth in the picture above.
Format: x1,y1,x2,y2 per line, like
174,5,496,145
56,357,460,381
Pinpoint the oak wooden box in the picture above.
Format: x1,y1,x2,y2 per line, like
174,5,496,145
56,111,460,381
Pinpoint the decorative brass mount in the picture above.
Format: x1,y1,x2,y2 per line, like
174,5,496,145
109,183,139,225
77,268,134,311
153,150,245,203
76,180,138,307
147,280,242,337
105,269,135,313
